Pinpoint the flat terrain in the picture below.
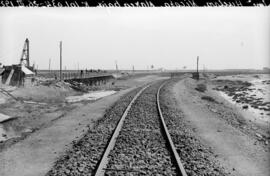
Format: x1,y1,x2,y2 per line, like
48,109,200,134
172,77,269,176
0,73,269,176
0,74,164,176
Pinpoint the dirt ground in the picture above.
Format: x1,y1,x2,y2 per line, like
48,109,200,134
0,74,165,176
172,77,270,176
2,73,268,176
0,82,79,152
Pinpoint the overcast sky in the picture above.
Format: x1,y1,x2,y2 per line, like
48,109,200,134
0,7,269,70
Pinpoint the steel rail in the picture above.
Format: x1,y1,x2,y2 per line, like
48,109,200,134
157,81,188,176
94,80,187,176
94,84,151,176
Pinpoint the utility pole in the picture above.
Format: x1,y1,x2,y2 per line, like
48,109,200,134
197,56,199,74
60,41,62,81
196,56,199,80
132,65,134,72
115,60,118,72
49,58,51,72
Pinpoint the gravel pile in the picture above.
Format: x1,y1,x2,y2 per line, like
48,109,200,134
105,82,177,176
159,79,230,176
46,87,142,176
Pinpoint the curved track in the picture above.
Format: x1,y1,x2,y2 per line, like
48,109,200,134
94,81,187,176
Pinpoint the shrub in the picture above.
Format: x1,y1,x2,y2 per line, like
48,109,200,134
195,83,207,92
201,96,217,103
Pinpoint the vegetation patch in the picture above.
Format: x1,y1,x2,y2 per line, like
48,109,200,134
195,83,207,92
201,96,218,103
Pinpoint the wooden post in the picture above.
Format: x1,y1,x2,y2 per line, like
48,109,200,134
49,58,51,72
115,60,118,72
60,41,62,81
197,56,199,74
197,56,199,80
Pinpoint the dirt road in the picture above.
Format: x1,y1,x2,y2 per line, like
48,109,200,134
172,78,270,176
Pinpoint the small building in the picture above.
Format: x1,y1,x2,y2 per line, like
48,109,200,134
0,64,35,87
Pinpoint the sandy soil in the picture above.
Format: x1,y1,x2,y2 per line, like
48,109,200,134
0,82,79,151
0,87,134,176
172,77,270,176
0,74,164,176
0,74,165,147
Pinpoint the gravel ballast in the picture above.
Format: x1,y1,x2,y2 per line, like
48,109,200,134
46,86,143,176
47,78,231,176
159,79,230,176
105,81,177,176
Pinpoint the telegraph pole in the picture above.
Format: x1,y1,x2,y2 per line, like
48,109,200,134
196,56,199,80
49,58,51,72
115,60,118,72
60,41,62,81
197,56,199,74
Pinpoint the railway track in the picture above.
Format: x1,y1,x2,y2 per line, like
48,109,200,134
46,80,189,176
47,78,228,176
94,81,187,176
